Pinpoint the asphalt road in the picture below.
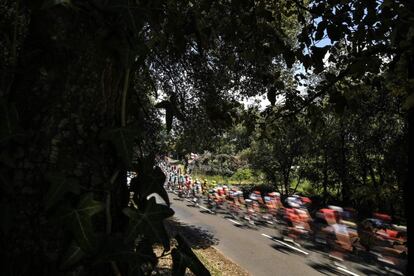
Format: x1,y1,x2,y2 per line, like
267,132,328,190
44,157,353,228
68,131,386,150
167,191,388,276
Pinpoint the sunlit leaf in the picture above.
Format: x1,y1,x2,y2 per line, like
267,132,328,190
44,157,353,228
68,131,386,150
131,165,170,208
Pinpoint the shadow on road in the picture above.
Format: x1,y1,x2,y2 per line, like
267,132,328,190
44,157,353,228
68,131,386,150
306,261,340,275
270,243,309,257
165,218,219,249
355,266,384,275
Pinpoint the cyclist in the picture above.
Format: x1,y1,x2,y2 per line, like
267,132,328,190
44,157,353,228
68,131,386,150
202,179,208,195
210,180,217,190
178,174,185,190
263,192,282,222
207,188,220,212
322,210,354,264
194,178,202,194
279,195,313,245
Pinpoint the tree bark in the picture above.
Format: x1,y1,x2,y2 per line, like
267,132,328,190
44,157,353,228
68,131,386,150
339,120,351,205
323,148,329,204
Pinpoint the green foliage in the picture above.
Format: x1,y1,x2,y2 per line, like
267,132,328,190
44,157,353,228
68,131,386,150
123,197,174,250
231,168,253,184
59,241,85,270
190,152,242,177
45,172,80,210
248,113,311,195
60,193,104,252
0,0,411,274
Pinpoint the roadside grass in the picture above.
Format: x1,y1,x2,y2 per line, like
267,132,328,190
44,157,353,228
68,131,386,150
154,244,249,276
190,171,264,186
193,247,249,275
193,250,222,276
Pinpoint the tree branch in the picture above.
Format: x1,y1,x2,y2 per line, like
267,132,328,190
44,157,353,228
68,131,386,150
121,68,131,127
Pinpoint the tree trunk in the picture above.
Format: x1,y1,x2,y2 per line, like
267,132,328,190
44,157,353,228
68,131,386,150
406,106,412,264
323,148,329,204
339,121,351,205
284,168,291,196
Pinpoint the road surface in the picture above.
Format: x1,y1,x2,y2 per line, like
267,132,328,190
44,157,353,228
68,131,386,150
167,192,386,276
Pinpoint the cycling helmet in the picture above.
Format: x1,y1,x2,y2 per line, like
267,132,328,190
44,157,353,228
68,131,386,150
268,192,280,197
373,213,392,222
301,197,312,204
286,196,301,208
328,205,344,213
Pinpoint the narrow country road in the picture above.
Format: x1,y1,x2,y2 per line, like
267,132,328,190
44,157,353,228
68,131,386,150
167,191,385,276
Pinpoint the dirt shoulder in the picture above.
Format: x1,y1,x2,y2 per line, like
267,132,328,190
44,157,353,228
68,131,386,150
154,218,250,275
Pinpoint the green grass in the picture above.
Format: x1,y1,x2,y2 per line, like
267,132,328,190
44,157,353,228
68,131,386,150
194,251,222,276
293,178,312,194
190,172,261,186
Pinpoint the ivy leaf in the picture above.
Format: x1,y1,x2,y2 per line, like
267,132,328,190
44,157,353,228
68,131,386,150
310,3,325,15
311,45,330,62
315,21,327,41
62,193,104,252
45,172,80,211
130,165,170,208
101,127,137,169
171,234,211,276
171,249,186,276
59,241,85,270
267,87,276,106
122,197,174,250
94,234,147,275
155,100,185,132
311,45,330,73
326,23,342,42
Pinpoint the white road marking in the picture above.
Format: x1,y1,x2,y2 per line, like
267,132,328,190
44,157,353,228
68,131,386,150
336,266,361,276
384,266,404,276
378,257,394,265
261,233,309,255
228,218,243,225
181,197,215,214
282,237,302,248
198,204,214,213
